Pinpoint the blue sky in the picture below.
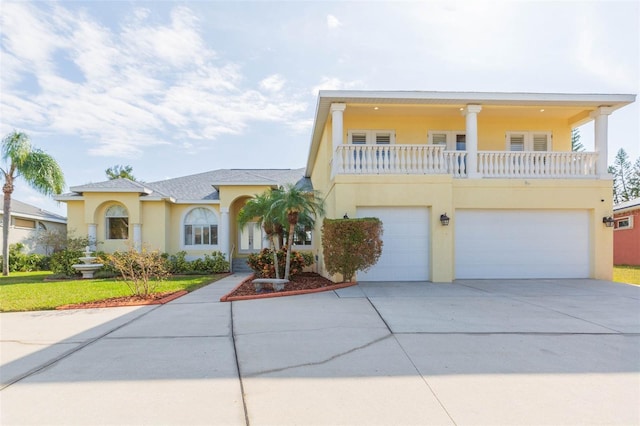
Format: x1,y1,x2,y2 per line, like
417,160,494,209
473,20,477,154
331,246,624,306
1,1,638,216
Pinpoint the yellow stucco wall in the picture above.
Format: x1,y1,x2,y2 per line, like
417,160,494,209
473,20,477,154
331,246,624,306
341,112,572,151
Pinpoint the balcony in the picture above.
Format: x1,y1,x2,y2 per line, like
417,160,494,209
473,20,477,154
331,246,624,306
332,145,598,178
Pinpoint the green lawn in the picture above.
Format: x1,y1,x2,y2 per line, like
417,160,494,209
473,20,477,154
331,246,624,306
0,272,224,312
613,265,640,286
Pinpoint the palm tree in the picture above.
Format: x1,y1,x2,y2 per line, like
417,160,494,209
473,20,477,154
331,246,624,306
269,184,325,280
238,190,282,279
1,131,65,276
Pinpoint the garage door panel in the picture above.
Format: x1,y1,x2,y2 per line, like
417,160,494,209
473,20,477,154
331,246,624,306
455,210,590,279
356,207,430,281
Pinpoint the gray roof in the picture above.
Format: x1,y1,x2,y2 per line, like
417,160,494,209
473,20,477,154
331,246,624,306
61,168,307,202
1,199,67,223
70,178,154,194
614,197,640,212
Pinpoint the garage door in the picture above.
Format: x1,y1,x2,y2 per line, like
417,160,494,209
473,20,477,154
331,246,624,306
455,210,590,279
356,207,430,281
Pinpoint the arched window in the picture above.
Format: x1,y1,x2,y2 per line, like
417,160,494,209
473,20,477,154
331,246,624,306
184,208,218,246
105,205,129,240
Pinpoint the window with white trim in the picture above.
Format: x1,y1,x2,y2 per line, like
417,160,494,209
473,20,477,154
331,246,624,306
614,216,633,230
506,131,552,151
427,131,466,151
184,208,218,246
105,205,129,240
347,130,396,145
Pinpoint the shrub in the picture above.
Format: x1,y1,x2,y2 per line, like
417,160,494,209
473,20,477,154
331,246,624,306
0,244,49,272
166,251,190,274
49,249,84,277
322,218,383,282
164,250,229,274
106,247,169,298
247,248,310,278
203,251,230,273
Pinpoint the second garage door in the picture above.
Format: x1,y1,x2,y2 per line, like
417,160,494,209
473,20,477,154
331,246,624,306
455,209,590,279
356,207,430,281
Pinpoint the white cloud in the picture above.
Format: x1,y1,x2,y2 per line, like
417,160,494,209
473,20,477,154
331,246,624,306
311,77,364,96
260,74,286,92
0,3,310,159
327,14,341,29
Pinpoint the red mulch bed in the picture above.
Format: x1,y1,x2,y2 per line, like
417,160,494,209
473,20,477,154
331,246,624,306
221,272,356,302
56,290,187,310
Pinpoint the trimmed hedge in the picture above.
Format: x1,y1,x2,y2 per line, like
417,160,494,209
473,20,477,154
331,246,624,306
322,217,383,282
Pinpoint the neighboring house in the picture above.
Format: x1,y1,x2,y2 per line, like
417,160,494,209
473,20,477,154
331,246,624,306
55,169,309,263
56,90,636,282
0,199,67,255
613,197,640,266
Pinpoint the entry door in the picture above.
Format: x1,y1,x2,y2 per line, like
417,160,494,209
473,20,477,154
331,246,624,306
239,222,264,253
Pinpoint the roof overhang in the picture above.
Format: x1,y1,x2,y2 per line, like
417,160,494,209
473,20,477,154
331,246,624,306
614,198,640,214
68,187,154,195
304,90,637,176
212,182,280,191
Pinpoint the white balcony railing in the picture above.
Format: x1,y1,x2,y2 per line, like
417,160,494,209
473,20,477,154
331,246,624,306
333,144,467,176
477,151,598,178
332,145,598,178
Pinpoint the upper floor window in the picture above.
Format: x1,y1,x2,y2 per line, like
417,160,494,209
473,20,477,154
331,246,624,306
428,131,466,151
347,130,395,145
13,218,36,229
184,208,218,246
105,205,129,240
506,131,552,151
615,216,633,230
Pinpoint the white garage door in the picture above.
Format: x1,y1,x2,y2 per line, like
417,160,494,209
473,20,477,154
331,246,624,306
356,207,430,281
455,210,590,279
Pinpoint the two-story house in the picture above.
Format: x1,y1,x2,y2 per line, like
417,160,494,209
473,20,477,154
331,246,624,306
306,91,635,282
57,90,635,282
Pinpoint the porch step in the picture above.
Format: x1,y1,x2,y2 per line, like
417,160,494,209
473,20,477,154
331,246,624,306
232,258,253,273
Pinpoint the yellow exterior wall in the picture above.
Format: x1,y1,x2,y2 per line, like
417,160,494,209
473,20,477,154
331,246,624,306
140,201,170,252
340,113,573,151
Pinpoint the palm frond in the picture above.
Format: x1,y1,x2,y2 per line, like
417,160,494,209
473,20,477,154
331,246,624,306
19,150,65,196
2,131,31,167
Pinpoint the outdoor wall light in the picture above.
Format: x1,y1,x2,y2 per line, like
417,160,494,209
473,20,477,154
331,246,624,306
440,213,450,226
343,213,349,219
602,216,615,227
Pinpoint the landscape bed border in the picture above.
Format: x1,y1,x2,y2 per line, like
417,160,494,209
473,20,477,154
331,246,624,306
220,274,357,302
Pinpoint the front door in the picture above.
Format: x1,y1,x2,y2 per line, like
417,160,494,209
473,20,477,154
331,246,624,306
239,222,264,253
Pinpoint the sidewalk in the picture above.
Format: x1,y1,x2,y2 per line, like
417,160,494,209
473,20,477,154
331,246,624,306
1,273,248,425
1,275,639,425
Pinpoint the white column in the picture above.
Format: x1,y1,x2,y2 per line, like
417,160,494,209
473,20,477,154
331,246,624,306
331,103,346,151
463,105,482,178
133,224,142,252
220,208,230,262
87,224,97,251
591,107,614,178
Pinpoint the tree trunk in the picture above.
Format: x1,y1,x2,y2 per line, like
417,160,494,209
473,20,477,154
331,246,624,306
3,179,13,276
284,223,295,280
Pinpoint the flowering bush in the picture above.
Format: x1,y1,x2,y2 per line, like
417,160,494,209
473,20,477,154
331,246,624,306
246,248,312,278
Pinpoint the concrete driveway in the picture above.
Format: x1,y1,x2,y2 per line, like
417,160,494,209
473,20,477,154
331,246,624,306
1,275,639,425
